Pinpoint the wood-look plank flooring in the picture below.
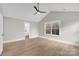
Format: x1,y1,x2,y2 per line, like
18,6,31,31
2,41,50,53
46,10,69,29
2,37,79,56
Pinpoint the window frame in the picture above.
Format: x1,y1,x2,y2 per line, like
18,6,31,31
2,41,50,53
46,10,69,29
44,20,61,36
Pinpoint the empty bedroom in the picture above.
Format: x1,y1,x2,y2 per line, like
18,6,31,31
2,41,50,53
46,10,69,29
0,3,79,56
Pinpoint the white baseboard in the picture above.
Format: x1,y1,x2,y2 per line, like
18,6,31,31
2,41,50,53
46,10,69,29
3,37,25,44
29,35,39,39
40,36,79,47
3,36,79,47
3,35,39,43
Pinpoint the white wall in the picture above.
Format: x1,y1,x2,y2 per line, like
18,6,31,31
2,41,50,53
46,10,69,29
3,16,39,43
39,11,79,44
29,22,39,38
4,17,25,43
0,13,3,55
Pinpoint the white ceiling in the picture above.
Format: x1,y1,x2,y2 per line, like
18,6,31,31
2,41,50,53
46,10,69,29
0,3,79,22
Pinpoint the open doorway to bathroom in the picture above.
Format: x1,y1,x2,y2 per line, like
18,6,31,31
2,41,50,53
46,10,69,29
24,22,30,40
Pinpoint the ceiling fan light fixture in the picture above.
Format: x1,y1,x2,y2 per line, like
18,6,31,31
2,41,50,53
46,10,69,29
37,12,40,14
33,3,46,15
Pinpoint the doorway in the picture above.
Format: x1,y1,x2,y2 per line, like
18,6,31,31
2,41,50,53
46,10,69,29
24,22,30,40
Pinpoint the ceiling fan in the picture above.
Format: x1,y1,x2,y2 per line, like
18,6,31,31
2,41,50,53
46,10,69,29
33,3,46,15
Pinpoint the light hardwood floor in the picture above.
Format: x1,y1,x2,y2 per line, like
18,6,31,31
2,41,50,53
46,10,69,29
2,37,79,56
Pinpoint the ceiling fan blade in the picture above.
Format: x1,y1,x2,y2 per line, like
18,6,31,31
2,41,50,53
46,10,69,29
39,11,46,13
33,6,38,12
34,12,37,15
33,3,47,15
37,3,39,11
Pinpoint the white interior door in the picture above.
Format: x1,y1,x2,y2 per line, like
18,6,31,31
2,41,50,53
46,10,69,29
0,13,3,55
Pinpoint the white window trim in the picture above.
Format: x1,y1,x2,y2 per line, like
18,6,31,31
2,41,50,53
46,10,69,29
44,20,61,36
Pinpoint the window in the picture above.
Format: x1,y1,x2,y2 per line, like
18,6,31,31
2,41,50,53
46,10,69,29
45,20,60,35
46,24,52,34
